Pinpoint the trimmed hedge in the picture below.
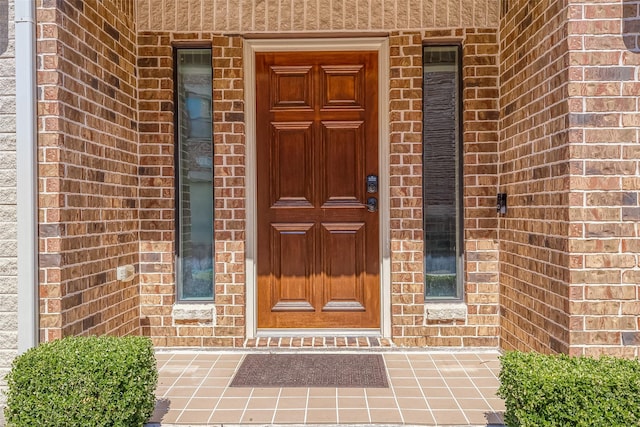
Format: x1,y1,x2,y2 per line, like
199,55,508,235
498,351,640,427
4,336,158,427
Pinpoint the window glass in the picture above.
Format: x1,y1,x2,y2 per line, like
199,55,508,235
423,45,463,300
176,49,214,300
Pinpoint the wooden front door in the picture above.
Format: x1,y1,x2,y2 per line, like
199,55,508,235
256,50,380,329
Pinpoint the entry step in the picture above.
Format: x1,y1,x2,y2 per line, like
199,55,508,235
243,336,395,348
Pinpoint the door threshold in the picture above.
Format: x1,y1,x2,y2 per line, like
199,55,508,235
257,328,381,337
246,334,394,349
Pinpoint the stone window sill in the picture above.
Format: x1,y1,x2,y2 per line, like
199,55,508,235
424,302,467,322
172,303,216,326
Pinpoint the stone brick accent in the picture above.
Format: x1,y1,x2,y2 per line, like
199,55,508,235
498,0,572,354
37,0,140,341
137,0,500,32
172,303,216,325
566,0,640,357
0,0,16,420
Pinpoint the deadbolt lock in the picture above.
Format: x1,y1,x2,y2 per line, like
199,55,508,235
366,175,378,193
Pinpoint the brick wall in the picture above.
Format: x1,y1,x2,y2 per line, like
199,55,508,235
132,2,502,349
499,0,640,357
135,24,500,347
136,0,499,32
37,0,140,341
389,29,500,347
27,0,505,350
460,29,501,346
138,33,246,347
138,32,245,347
625,0,640,51
0,0,16,419
498,0,572,353
566,0,640,357
34,0,503,348
28,0,640,353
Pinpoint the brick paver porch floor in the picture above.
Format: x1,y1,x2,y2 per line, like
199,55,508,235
147,349,505,426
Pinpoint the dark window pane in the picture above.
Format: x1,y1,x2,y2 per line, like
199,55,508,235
176,49,214,301
423,46,462,299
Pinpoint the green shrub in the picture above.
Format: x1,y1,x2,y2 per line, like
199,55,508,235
498,351,640,427
4,336,158,427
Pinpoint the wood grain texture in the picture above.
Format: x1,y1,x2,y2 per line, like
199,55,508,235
256,50,380,329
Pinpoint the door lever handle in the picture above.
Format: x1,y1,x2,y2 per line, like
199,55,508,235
366,197,378,212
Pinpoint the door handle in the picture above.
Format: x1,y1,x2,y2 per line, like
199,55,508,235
366,197,378,212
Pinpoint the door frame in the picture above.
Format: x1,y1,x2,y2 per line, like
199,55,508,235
244,37,391,339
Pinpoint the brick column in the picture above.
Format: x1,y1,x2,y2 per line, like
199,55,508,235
498,0,572,353
37,0,140,341
567,0,640,357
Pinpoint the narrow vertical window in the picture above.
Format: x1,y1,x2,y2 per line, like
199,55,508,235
423,45,463,300
176,49,214,301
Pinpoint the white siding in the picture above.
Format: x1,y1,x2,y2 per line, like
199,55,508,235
0,0,17,423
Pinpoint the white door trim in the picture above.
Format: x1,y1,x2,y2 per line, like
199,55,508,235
243,37,391,338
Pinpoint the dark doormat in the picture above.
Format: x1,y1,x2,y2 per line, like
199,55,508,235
230,353,389,388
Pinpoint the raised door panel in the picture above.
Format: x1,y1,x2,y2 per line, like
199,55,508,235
321,121,365,207
321,223,366,311
320,65,365,110
270,66,313,110
256,50,379,329
270,223,315,312
271,122,314,208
